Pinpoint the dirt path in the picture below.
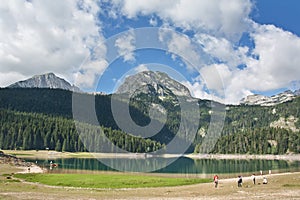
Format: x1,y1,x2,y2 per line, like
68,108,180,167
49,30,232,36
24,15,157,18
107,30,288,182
1,151,300,199
1,171,299,200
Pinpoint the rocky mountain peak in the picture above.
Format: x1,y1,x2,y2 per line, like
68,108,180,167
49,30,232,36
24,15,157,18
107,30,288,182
8,72,80,92
115,71,191,98
240,89,299,106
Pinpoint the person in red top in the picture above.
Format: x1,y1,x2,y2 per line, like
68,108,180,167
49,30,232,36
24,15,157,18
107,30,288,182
213,175,219,188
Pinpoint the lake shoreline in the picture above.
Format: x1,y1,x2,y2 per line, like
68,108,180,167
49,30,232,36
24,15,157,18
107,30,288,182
186,153,300,161
3,150,300,161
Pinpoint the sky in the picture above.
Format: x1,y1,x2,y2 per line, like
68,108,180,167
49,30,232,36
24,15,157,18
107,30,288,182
1,0,300,104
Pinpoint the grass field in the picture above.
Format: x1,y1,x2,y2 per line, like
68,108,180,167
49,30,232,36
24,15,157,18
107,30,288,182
1,164,300,199
14,173,210,188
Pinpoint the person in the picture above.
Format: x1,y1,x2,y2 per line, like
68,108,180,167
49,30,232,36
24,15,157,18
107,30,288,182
213,175,219,188
251,174,256,184
237,175,243,187
263,177,268,184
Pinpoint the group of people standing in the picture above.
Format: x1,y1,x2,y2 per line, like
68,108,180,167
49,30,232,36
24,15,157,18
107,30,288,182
213,173,268,188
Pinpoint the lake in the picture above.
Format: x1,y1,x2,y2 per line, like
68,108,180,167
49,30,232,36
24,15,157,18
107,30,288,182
26,156,300,176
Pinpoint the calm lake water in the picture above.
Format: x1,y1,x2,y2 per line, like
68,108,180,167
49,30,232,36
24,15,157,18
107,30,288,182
27,157,300,175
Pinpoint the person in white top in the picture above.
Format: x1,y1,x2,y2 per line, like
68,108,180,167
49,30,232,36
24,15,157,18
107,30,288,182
263,177,268,184
251,174,256,184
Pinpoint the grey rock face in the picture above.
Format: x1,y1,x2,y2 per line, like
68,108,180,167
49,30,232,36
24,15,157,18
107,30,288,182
8,73,80,92
240,90,298,106
116,71,191,97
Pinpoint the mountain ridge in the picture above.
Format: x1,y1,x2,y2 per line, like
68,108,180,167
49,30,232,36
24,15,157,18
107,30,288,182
116,71,192,98
8,72,80,92
240,90,299,106
6,71,300,107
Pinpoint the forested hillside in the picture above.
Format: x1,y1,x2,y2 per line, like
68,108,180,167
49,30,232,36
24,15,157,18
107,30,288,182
205,97,300,154
0,88,299,154
0,109,163,153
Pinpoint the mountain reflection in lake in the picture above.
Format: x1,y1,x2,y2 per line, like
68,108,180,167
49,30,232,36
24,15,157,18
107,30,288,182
27,157,300,175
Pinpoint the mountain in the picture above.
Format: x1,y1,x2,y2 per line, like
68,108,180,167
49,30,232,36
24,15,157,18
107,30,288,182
240,90,298,106
0,71,299,154
116,71,192,98
8,72,80,92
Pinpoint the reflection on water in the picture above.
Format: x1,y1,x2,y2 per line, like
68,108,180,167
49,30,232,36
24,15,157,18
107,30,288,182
27,157,300,175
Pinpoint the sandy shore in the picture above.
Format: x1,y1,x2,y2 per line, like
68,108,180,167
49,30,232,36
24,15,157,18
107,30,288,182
17,165,44,174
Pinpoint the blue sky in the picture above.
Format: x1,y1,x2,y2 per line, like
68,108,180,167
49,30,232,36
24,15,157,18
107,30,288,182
251,0,300,37
1,0,300,104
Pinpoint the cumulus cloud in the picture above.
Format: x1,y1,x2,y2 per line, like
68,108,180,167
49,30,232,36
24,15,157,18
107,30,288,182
134,64,149,73
0,0,102,87
158,28,203,71
74,59,108,89
219,24,300,104
181,80,225,103
195,34,249,68
2,0,300,105
0,71,26,87
246,24,300,90
112,0,252,39
115,29,136,62
198,24,300,104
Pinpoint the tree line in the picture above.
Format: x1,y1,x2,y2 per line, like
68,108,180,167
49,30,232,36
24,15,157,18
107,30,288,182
0,109,163,153
0,88,299,154
202,127,299,154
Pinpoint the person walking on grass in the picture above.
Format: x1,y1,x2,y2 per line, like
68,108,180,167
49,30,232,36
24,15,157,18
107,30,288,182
237,175,243,187
213,174,219,188
251,174,256,184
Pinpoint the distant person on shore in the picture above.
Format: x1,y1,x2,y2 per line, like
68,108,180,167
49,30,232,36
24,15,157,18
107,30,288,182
213,175,219,188
263,177,268,184
237,176,243,187
251,174,256,184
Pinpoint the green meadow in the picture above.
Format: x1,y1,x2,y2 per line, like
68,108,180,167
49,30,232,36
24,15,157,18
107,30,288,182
14,173,210,189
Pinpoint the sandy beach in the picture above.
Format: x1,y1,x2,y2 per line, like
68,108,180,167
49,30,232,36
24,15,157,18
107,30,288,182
17,165,44,174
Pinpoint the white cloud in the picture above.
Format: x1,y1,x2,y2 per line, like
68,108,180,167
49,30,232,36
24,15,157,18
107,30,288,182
195,34,249,68
0,0,102,87
0,71,26,87
181,80,225,103
246,24,300,90
115,29,136,62
199,64,230,94
200,24,300,104
158,28,202,71
113,0,252,39
134,64,149,73
74,59,108,89
2,0,300,106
